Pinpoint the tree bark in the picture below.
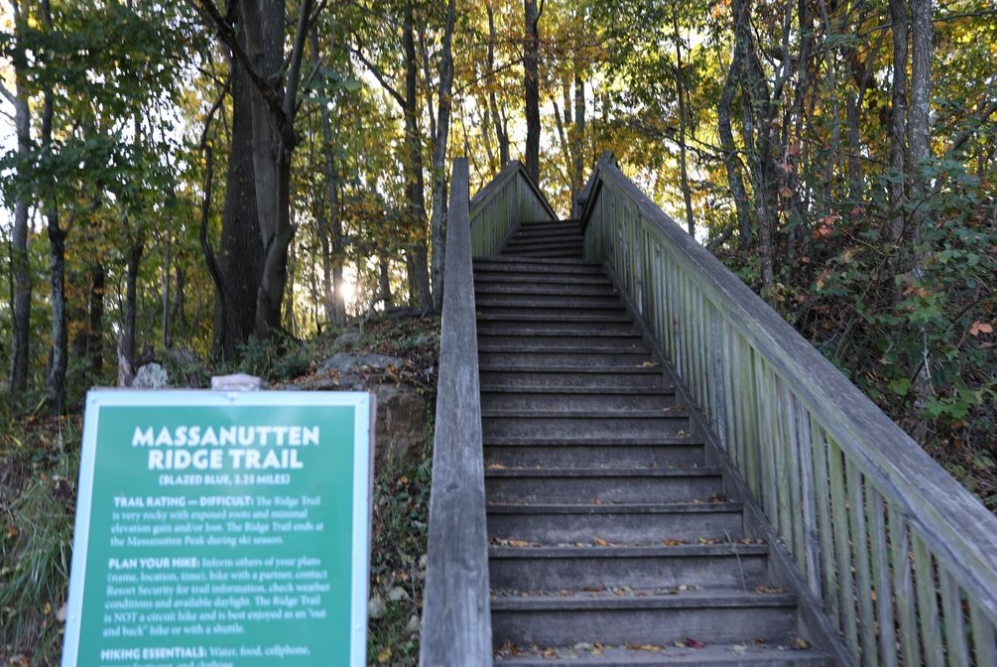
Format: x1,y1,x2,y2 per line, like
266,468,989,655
118,240,144,387
402,10,432,310
5,0,31,391
718,61,753,250
487,3,510,166
672,11,694,236
523,0,541,184
888,0,909,244
214,10,263,360
429,0,457,310
310,30,347,326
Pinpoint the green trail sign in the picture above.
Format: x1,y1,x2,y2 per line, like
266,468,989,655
62,390,374,667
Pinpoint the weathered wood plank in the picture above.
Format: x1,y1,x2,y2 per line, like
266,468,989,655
579,154,997,665
939,569,968,666
970,601,997,664
867,484,897,667
913,534,944,667
889,504,921,667
828,440,859,653
846,459,876,666
420,159,493,667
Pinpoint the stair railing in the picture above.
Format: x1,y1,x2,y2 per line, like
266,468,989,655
468,160,557,256
580,153,997,665
420,158,493,666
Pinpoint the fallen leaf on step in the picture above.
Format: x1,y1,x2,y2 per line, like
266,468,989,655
789,638,810,650
593,537,610,546
675,638,706,649
625,643,663,652
730,644,748,655
640,361,660,368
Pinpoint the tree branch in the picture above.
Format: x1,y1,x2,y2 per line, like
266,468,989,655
350,44,406,108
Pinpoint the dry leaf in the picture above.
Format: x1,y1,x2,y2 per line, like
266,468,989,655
969,321,993,336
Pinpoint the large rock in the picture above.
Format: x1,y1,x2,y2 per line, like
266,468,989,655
320,352,406,391
373,384,428,471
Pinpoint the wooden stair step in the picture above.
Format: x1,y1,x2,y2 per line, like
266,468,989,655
487,502,744,544
485,468,721,504
484,443,706,470
489,542,769,591
494,642,830,665
490,589,801,647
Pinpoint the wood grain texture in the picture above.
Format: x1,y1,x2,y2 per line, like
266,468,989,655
580,154,997,665
419,159,493,666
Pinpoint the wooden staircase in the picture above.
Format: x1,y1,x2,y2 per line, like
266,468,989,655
476,220,831,664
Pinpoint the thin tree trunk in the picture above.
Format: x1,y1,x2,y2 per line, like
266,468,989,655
402,10,432,310
310,29,347,326
429,0,457,310
487,4,510,166
40,0,67,413
718,61,753,250
88,263,105,379
888,0,909,244
379,255,394,310
672,11,695,236
6,1,31,391
118,240,143,388
523,0,541,184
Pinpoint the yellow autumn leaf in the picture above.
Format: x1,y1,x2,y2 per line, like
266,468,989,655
377,647,392,663
593,537,610,546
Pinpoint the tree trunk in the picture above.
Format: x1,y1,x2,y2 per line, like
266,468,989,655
45,214,68,413
487,3,510,166
311,29,347,327
118,241,143,387
429,0,457,310
888,0,909,244
718,61,753,250
379,255,394,310
40,0,66,413
402,11,432,310
241,0,289,338
523,0,541,184
88,263,105,379
672,11,695,236
214,18,263,360
7,9,32,392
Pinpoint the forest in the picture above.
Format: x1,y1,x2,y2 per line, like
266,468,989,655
0,0,996,658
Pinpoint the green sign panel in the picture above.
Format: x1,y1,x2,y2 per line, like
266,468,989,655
62,390,374,667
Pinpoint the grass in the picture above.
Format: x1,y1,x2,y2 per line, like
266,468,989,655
0,313,440,667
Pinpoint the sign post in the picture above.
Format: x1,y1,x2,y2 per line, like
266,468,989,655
61,389,374,667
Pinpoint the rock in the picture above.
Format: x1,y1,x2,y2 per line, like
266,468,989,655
334,329,361,351
132,363,169,389
211,374,265,391
387,586,408,602
368,593,387,620
322,352,405,372
373,384,428,470
320,352,406,391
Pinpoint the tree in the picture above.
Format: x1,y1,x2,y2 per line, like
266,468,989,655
523,0,542,184
189,0,317,346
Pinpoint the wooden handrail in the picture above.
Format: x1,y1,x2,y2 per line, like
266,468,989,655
419,158,493,666
580,155,997,665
